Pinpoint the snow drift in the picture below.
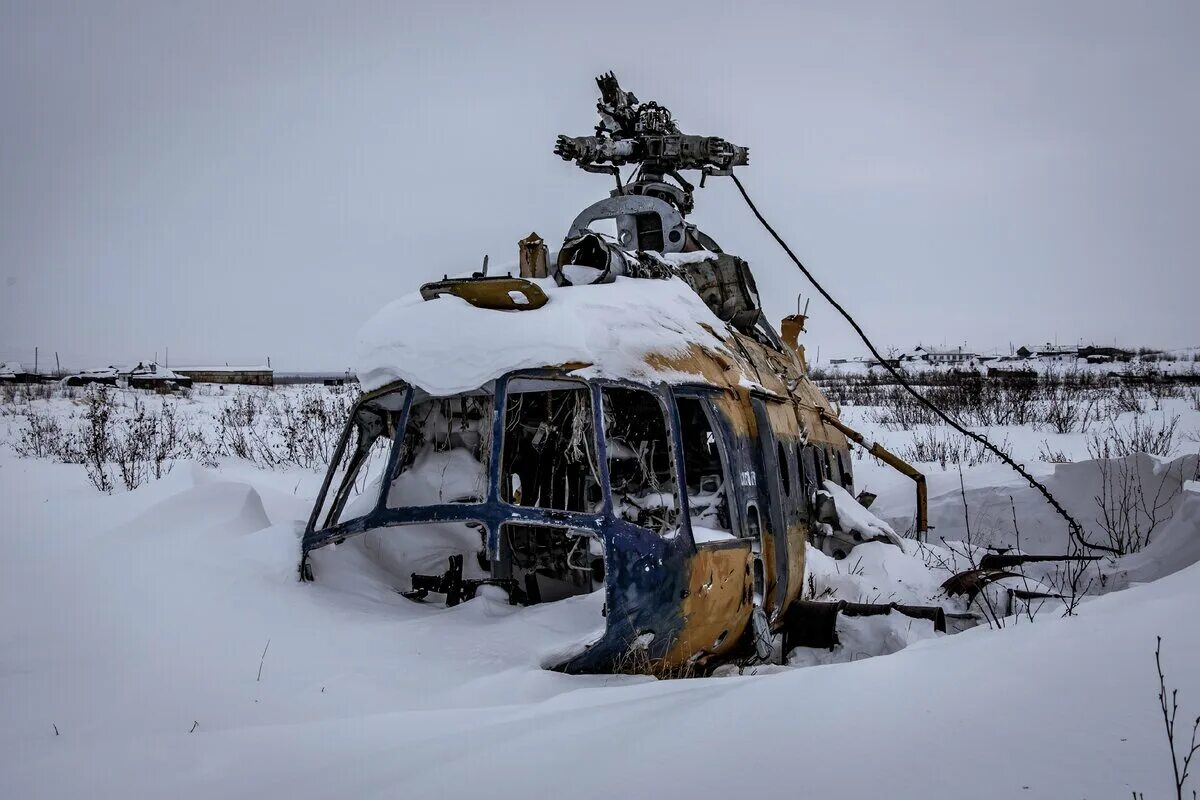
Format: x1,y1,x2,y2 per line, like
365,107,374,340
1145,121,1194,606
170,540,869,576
3,450,1200,798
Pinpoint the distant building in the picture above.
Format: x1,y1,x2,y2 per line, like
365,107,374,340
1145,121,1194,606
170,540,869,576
1077,346,1133,364
1016,343,1078,362
174,366,274,386
63,367,120,387
1039,346,1078,362
0,361,45,384
274,370,357,386
899,345,978,365
125,363,193,390
63,363,192,389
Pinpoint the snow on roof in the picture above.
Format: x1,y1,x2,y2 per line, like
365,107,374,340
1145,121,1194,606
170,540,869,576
0,361,24,376
355,276,743,395
126,363,187,380
68,363,188,380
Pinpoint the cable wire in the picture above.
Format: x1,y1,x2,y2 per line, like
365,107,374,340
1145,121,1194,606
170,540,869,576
728,172,1117,555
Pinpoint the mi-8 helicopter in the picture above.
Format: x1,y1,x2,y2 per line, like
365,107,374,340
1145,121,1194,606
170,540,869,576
299,73,937,674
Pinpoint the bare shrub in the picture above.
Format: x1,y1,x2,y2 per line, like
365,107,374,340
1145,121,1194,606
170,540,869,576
12,409,66,459
272,386,355,469
1146,379,1182,409
1087,415,1180,459
897,428,1012,469
0,381,57,407
1090,455,1182,556
212,386,357,470
6,383,368,492
110,397,189,490
214,392,274,464
1113,383,1145,415
1042,384,1085,434
67,386,117,493
861,373,1094,431
1037,440,1070,463
863,386,938,429
1145,637,1200,800
1186,387,1200,413
1078,394,1108,433
223,390,266,428
951,468,1005,629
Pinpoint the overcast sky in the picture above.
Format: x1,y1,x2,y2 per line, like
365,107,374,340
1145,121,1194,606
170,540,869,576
2,0,1197,370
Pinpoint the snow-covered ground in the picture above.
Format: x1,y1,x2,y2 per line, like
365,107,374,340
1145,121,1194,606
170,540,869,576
2,383,1199,798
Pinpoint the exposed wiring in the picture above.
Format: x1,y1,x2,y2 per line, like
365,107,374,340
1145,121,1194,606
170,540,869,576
727,173,1118,556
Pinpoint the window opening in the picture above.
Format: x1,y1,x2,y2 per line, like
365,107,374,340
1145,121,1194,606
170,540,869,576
315,392,405,530
675,396,733,541
745,503,762,541
777,441,791,496
798,443,815,500
602,386,679,534
387,391,493,508
497,523,604,604
501,378,600,512
836,449,853,490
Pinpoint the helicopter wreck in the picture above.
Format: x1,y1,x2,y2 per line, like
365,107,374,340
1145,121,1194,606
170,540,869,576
301,73,935,673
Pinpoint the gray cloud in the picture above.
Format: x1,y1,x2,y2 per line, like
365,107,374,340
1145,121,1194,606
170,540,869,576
2,0,1197,369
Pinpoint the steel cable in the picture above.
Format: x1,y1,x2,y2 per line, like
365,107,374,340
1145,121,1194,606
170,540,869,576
728,173,1117,555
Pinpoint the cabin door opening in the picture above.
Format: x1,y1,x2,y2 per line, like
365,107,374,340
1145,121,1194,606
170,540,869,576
674,395,735,543
750,396,793,622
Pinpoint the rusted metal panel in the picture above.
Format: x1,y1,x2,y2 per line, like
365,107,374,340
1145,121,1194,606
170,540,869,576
783,523,810,610
518,232,549,279
664,542,753,665
419,276,548,310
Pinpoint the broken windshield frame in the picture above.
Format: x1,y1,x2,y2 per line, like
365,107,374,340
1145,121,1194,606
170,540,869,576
303,372,723,557
307,384,409,534
385,388,495,508
501,377,601,514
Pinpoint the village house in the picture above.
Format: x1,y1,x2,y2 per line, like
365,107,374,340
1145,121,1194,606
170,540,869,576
173,365,274,386
899,345,979,365
1016,343,1078,362
0,361,46,384
63,363,193,389
1077,345,1134,364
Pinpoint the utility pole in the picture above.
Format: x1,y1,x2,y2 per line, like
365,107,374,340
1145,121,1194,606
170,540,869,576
34,346,38,375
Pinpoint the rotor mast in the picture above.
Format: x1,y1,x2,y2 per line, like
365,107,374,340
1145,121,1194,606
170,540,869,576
554,72,749,216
